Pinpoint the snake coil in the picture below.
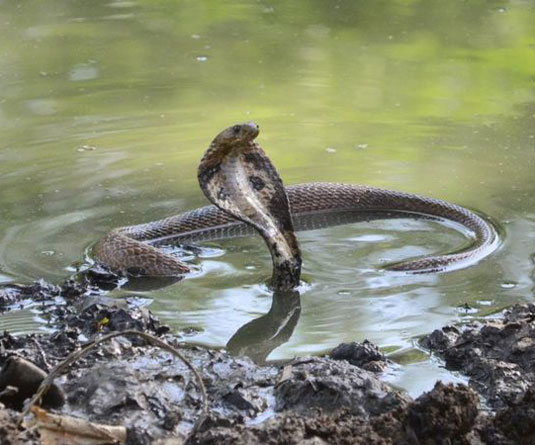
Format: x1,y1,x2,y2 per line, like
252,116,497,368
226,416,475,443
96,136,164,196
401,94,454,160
94,122,499,290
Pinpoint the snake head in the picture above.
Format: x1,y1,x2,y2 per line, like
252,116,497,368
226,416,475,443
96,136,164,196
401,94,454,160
212,122,260,148
199,122,261,178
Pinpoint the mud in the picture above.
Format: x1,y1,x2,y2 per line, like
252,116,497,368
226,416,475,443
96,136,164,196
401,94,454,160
422,303,535,409
0,280,534,444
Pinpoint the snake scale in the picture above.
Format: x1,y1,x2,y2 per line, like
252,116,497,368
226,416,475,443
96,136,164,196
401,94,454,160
94,122,499,290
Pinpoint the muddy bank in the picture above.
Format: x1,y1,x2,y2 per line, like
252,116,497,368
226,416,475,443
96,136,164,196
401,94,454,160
0,280,534,444
422,303,535,409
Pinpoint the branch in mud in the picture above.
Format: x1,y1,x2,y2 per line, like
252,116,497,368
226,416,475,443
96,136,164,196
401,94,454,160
30,406,127,444
17,330,208,435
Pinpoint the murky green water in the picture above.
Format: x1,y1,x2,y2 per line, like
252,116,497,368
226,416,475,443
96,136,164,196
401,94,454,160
1,0,534,396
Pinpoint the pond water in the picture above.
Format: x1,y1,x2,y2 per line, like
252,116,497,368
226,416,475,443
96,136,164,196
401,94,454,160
1,0,534,397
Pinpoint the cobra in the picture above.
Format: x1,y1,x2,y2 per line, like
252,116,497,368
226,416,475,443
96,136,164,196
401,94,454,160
94,122,499,290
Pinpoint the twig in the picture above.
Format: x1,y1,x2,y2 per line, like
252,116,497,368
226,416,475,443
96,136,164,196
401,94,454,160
31,406,126,443
17,330,208,434
30,336,52,371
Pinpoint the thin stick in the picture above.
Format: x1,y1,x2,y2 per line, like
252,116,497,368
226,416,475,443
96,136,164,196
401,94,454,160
30,336,52,371
17,330,208,435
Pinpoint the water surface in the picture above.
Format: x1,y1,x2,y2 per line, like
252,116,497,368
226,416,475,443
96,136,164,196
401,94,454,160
1,0,534,396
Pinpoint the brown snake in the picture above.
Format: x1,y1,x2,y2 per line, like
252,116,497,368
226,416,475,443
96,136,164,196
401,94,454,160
94,122,499,290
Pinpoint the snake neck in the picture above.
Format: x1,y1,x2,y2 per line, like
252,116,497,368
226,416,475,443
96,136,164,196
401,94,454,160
198,123,302,291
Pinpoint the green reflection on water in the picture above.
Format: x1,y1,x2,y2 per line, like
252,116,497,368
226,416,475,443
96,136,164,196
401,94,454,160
0,0,534,393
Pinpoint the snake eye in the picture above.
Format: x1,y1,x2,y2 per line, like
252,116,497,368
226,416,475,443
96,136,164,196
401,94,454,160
232,125,241,135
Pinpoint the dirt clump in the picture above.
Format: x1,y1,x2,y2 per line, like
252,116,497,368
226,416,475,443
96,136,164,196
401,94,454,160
191,382,481,445
406,381,479,444
329,339,388,372
275,357,408,416
422,303,535,408
0,406,40,445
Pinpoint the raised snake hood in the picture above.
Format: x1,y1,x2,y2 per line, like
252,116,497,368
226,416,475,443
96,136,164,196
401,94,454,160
198,122,302,291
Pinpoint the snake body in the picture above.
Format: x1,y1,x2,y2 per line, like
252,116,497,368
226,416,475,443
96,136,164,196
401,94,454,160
94,123,499,289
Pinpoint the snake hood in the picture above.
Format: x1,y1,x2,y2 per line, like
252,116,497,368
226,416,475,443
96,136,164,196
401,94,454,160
198,122,302,290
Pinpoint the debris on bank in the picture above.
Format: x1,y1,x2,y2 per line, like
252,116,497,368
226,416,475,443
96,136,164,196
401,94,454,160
0,280,534,444
423,303,535,409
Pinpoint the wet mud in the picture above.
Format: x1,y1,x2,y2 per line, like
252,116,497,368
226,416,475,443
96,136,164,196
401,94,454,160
422,303,535,409
1,279,534,444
